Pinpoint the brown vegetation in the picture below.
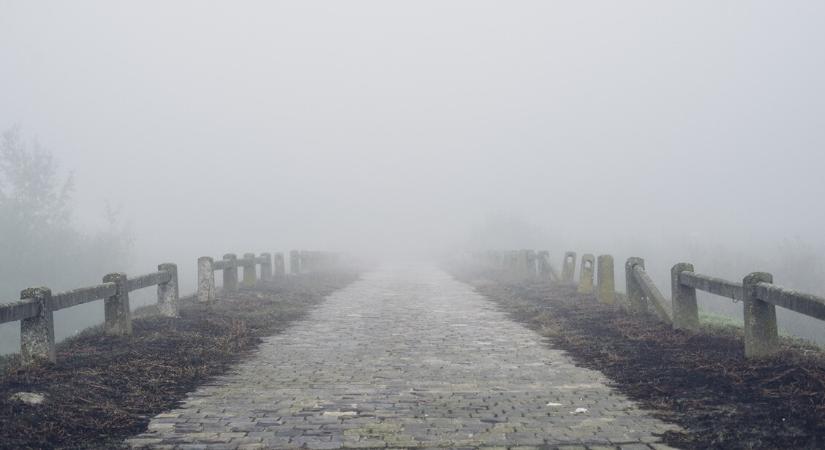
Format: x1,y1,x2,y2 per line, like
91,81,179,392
0,272,358,449
460,272,825,450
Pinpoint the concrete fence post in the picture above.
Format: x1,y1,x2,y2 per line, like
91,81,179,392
597,255,615,304
103,272,131,335
20,287,55,365
515,250,525,277
538,250,560,282
561,251,577,282
671,263,699,330
289,250,300,275
223,253,238,291
260,253,273,281
625,257,647,313
506,251,517,276
525,250,537,278
743,272,779,358
301,251,312,273
578,254,596,294
242,252,257,287
197,256,215,303
157,263,179,317
537,251,550,278
274,252,285,276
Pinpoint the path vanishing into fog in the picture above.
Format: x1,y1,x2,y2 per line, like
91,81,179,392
129,265,679,449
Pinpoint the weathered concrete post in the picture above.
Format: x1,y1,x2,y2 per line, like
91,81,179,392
301,251,313,273
512,251,521,276
537,251,550,278
157,263,179,317
274,252,285,276
561,251,577,283
20,287,55,365
578,254,596,294
525,250,537,278
223,253,238,291
596,255,615,304
242,253,257,287
506,251,516,276
671,263,699,330
103,272,131,335
289,250,300,275
537,250,560,282
260,253,273,281
197,256,215,303
743,272,779,358
625,257,647,313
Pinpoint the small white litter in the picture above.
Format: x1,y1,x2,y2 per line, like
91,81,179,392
546,402,563,407
571,407,588,415
10,392,45,405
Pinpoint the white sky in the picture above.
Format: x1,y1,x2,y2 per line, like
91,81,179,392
1,1,824,270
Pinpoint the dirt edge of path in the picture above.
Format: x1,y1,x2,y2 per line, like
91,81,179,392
455,271,825,450
0,271,360,450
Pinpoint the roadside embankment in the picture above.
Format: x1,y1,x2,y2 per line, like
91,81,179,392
454,269,825,450
0,271,359,449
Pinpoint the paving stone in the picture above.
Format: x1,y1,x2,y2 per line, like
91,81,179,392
126,265,680,449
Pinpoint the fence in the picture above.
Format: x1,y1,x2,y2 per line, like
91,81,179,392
479,249,559,281
196,253,277,303
0,249,341,366
0,264,179,366
475,249,825,359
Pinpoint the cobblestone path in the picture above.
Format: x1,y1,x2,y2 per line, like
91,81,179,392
128,265,680,449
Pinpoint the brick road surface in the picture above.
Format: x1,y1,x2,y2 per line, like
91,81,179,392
128,265,680,449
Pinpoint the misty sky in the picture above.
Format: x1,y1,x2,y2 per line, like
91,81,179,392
1,1,824,269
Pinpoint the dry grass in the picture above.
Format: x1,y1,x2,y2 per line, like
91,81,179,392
457,270,825,450
0,272,359,449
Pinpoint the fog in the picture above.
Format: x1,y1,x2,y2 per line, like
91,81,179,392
2,1,825,349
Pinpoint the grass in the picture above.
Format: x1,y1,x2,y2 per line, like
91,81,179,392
699,310,742,330
0,271,359,449
456,269,825,450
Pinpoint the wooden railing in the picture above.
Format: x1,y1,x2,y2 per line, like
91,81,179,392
475,249,825,359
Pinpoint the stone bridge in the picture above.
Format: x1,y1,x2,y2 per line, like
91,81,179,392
127,264,678,449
